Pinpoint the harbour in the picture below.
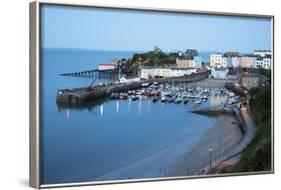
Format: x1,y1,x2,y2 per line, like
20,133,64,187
34,4,273,187
41,48,265,184
56,70,210,105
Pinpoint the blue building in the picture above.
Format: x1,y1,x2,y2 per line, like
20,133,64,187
226,57,233,68
194,56,203,69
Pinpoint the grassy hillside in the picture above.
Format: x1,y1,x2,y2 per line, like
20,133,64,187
234,85,272,172
131,51,177,66
119,50,178,76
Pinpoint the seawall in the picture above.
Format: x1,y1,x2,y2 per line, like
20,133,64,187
56,70,210,105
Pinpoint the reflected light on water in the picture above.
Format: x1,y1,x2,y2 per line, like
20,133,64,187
128,99,131,112
137,100,142,115
210,95,227,107
66,109,71,120
116,101,119,113
100,104,104,116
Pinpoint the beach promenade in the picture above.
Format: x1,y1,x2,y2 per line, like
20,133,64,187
202,106,256,175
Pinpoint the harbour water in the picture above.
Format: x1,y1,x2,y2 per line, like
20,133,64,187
41,48,225,184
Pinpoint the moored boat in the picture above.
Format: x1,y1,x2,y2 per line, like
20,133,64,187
119,93,128,100
141,82,150,87
131,95,139,101
161,96,167,102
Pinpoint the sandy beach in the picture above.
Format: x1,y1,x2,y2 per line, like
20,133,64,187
94,114,243,181
168,114,243,176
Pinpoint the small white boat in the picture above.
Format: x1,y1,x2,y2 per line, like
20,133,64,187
161,96,167,102
141,82,150,87
194,99,202,104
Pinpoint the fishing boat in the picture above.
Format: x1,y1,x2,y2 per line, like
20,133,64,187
131,95,139,101
167,97,174,103
110,93,119,100
161,96,167,102
194,99,202,104
119,93,128,100
141,82,150,87
174,97,183,104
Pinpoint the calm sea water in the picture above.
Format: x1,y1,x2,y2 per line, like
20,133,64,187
40,48,218,184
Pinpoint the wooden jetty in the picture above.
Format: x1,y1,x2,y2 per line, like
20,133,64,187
60,69,120,78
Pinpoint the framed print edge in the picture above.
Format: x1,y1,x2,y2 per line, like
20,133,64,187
29,0,274,188
30,1,41,189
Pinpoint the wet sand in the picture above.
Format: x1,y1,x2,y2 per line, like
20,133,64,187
168,114,243,176
95,114,242,181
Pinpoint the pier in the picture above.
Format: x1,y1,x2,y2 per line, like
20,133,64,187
56,70,210,105
60,69,120,78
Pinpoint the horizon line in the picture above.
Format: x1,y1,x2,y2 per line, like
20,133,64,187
41,47,267,54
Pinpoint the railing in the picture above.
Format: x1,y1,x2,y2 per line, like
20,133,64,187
157,107,256,177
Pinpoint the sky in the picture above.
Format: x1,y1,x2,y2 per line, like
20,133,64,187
41,4,272,53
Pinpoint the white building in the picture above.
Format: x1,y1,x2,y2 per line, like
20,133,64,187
170,68,196,77
211,67,229,79
140,67,196,79
221,57,228,68
254,59,263,68
140,68,170,79
140,68,156,79
254,50,272,57
210,54,227,68
253,56,271,70
262,58,271,69
98,63,117,71
210,54,221,67
120,76,140,83
231,57,241,68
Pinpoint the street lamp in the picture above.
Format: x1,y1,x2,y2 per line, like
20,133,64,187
209,148,213,170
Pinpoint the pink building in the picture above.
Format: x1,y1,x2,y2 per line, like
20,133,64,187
98,63,117,71
240,56,256,68
232,57,241,68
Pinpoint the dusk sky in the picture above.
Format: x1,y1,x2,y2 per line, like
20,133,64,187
41,5,272,53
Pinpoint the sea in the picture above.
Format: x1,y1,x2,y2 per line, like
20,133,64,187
40,48,223,184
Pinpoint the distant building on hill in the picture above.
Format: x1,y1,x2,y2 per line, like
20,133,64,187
194,56,203,69
210,54,227,68
98,63,117,71
232,57,241,68
254,50,272,57
176,57,195,68
210,50,272,70
185,49,198,59
176,49,202,69
154,45,162,53
262,56,271,69
223,51,239,58
240,55,257,68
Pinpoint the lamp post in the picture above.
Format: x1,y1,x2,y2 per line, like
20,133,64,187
209,148,213,170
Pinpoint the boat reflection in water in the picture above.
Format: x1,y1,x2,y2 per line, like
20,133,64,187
58,91,228,117
116,100,119,113
209,93,227,107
